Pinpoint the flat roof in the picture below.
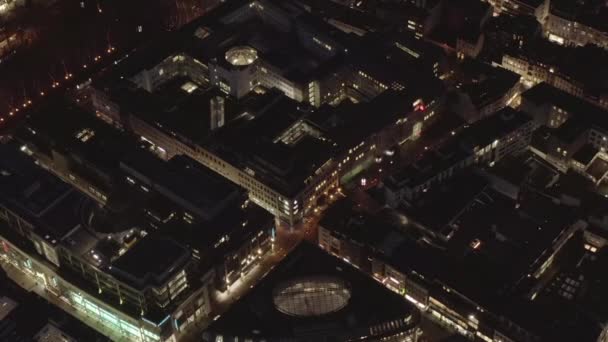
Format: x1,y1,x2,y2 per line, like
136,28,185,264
162,198,274,266
88,0,446,200
550,0,608,33
399,172,488,236
427,0,490,47
586,157,608,182
121,148,241,220
388,108,530,191
20,100,136,181
297,0,388,33
110,234,191,288
206,13,340,82
208,94,336,197
388,143,471,189
0,143,89,243
148,78,239,139
511,231,606,341
572,143,598,166
323,171,579,312
480,151,536,188
509,43,608,96
308,90,426,149
113,82,337,198
374,1,430,23
205,242,418,341
459,61,520,108
518,0,544,7
459,107,532,150
350,32,446,100
103,0,346,85
319,199,406,255
574,247,608,322
522,83,608,138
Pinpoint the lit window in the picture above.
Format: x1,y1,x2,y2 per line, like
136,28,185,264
75,128,96,142
470,239,482,250
181,81,198,93
218,81,231,94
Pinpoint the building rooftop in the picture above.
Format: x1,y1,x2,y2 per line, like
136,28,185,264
487,11,541,34
323,169,580,317
510,228,607,341
0,134,274,322
204,242,419,341
427,0,490,47
482,13,541,62
459,107,532,151
319,199,406,255
19,100,136,183
85,0,446,203
308,90,430,150
399,172,488,237
478,151,537,192
522,83,608,137
0,143,91,244
519,0,544,8
208,94,335,197
107,0,348,86
110,234,191,288
296,0,389,34
386,107,531,194
374,1,431,25
350,31,446,100
550,0,608,33
509,42,608,97
586,157,608,182
121,149,241,221
572,143,599,166
145,180,273,267
387,142,471,191
458,60,520,109
116,146,274,271
113,81,336,199
147,78,239,140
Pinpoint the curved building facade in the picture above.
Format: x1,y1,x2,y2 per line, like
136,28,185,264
203,243,422,342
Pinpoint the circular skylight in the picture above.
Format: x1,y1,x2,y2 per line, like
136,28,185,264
225,46,258,66
273,276,351,317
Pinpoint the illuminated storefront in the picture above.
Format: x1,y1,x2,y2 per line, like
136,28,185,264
0,237,161,342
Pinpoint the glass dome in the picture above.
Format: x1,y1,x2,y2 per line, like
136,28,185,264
225,46,258,66
273,276,351,317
